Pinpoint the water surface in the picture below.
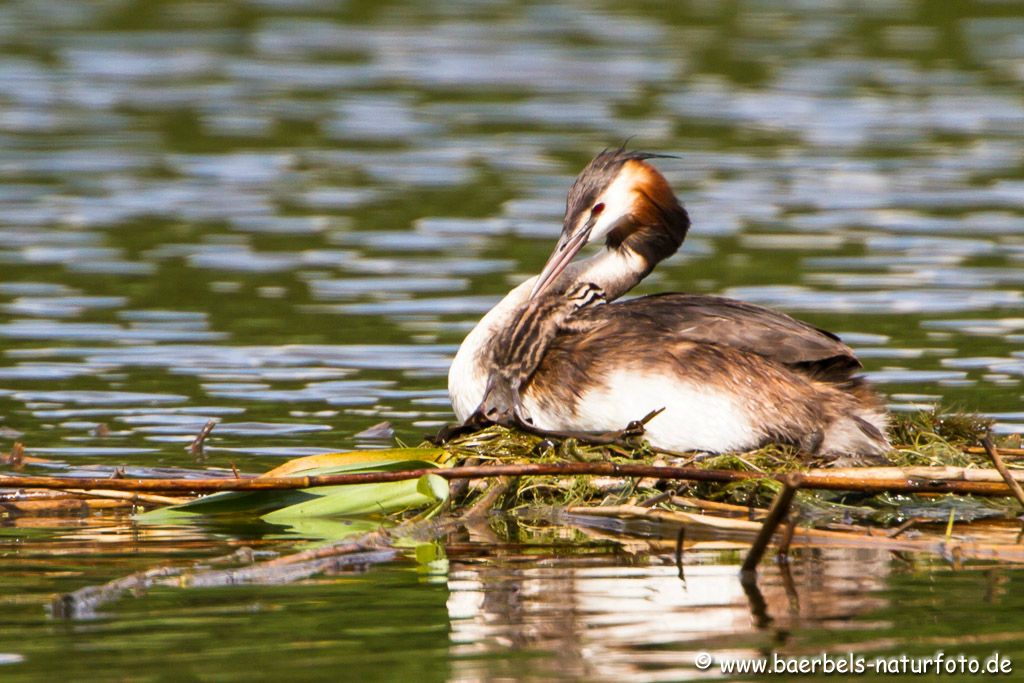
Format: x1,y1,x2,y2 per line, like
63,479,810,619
1,0,1023,679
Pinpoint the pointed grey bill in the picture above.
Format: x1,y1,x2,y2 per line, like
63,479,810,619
529,222,593,299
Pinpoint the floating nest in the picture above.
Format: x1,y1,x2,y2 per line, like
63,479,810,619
444,409,1024,527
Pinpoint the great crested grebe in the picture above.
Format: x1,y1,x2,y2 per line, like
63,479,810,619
448,149,889,459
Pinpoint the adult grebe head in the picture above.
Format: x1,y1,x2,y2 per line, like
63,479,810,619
530,148,691,299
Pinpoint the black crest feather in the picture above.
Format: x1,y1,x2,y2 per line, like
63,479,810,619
564,147,677,228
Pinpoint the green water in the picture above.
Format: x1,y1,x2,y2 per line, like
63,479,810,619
1,0,1023,679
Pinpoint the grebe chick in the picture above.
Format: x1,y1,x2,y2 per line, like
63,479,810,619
475,281,605,425
449,148,889,460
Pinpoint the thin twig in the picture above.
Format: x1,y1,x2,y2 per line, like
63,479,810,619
0,489,75,502
981,437,1024,510
778,561,800,613
955,444,1024,458
776,513,800,563
188,420,217,459
5,462,1024,496
741,474,802,575
449,456,481,501
888,517,926,539
54,518,460,618
569,504,1024,563
637,490,673,508
670,495,767,518
464,477,513,520
60,488,189,506
180,549,398,588
674,526,685,580
6,442,24,469
53,564,189,619
1,498,134,514
739,573,772,627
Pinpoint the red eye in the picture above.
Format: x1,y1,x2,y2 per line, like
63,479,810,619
591,203,605,216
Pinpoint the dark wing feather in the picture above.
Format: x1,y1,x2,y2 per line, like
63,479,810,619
572,294,860,377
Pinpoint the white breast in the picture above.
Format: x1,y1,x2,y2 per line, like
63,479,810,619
524,369,762,453
448,339,488,421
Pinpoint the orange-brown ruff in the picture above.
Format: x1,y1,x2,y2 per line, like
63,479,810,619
448,149,889,460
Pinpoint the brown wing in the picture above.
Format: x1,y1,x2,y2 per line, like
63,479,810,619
571,293,860,377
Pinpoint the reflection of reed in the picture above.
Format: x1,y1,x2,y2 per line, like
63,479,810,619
0,487,186,519
446,544,893,682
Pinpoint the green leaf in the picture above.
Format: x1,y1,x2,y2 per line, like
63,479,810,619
137,458,449,523
261,477,444,523
412,542,447,566
136,489,316,522
262,448,448,477
416,473,449,501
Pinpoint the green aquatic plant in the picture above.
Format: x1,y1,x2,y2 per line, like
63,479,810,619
138,449,451,524
888,408,994,447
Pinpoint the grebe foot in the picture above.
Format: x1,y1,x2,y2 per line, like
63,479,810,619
511,390,534,426
621,407,665,437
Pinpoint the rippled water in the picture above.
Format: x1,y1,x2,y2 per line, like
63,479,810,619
1,0,1023,679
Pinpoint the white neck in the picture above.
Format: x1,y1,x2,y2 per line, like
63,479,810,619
447,246,650,420
573,246,649,301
